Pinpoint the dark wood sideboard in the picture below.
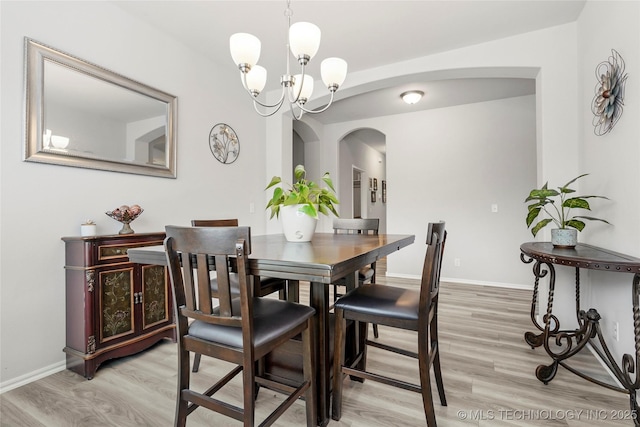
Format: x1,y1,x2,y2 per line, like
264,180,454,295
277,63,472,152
62,233,175,379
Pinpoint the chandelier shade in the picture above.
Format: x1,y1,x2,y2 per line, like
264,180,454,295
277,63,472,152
321,57,348,89
294,74,314,102
230,0,347,120
245,65,267,94
229,33,261,69
289,22,321,62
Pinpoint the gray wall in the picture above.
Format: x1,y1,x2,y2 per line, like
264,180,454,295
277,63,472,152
336,95,537,287
1,1,268,388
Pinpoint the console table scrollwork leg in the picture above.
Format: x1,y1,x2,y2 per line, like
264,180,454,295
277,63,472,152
623,273,640,423
575,267,585,329
524,260,544,348
522,257,558,348
535,262,562,384
535,361,559,385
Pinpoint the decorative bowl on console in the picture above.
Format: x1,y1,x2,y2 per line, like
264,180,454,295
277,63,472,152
105,204,144,235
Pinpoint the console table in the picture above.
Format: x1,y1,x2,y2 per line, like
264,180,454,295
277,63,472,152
520,242,640,423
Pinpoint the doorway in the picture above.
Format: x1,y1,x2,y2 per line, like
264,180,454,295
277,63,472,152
352,167,365,218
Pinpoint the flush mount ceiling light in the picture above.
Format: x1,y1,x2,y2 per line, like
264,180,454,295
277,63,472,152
230,0,348,120
401,90,424,105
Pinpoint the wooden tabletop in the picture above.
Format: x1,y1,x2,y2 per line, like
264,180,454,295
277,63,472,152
128,232,415,283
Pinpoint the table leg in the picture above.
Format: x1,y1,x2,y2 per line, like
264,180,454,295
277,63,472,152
536,261,559,382
287,279,300,303
342,272,367,377
574,267,584,330
310,281,330,427
532,264,608,386
521,256,559,348
622,274,640,424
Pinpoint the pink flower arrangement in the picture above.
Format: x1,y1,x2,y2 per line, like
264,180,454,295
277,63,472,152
105,204,143,223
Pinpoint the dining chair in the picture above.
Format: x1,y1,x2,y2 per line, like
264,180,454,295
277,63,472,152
331,221,447,426
332,218,380,338
190,219,288,373
165,225,316,427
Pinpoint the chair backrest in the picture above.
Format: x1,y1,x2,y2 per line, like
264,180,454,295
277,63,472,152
191,219,240,270
333,218,379,235
191,219,239,227
419,221,447,327
165,225,252,330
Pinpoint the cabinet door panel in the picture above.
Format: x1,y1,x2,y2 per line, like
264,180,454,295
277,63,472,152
98,267,135,344
141,265,170,329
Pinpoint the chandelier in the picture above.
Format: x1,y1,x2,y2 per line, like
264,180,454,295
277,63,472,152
229,0,348,120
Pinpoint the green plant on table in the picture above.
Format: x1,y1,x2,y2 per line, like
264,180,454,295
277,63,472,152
525,173,610,236
266,164,339,219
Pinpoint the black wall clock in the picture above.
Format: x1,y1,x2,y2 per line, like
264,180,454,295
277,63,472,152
209,123,240,164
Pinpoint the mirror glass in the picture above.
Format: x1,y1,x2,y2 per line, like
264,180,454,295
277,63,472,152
24,38,177,178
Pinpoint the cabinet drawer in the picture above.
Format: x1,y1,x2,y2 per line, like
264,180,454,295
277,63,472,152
62,233,166,267
96,238,164,264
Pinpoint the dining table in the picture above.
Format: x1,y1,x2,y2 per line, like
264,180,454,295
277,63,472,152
128,231,415,426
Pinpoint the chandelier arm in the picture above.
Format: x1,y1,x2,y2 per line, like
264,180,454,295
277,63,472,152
253,98,286,117
289,102,305,120
286,63,306,104
249,88,287,109
240,72,288,109
295,90,336,114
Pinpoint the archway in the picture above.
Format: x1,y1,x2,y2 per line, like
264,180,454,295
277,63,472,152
338,128,386,232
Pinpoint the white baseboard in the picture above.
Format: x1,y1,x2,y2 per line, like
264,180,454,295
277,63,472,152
0,360,66,394
385,272,533,290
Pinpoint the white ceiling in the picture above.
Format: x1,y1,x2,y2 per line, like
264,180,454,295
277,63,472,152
113,0,585,148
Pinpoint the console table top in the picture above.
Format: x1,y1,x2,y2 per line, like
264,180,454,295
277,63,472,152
520,242,640,274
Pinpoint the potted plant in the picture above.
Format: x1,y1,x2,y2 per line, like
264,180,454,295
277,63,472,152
266,164,339,242
525,173,610,247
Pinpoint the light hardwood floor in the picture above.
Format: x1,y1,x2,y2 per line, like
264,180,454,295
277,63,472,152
1,268,634,426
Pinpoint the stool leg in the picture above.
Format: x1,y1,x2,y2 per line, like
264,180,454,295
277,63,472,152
331,308,347,421
192,353,201,373
418,335,437,426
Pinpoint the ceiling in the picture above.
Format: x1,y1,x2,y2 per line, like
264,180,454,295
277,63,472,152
113,0,585,148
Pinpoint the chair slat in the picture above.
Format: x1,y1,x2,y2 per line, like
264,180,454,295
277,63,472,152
188,219,287,373
214,254,233,316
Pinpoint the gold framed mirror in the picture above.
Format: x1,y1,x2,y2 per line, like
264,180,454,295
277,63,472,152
23,38,177,178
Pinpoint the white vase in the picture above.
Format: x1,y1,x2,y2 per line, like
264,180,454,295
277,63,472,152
280,204,318,242
551,228,577,248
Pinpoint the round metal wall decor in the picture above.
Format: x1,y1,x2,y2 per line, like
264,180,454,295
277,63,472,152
591,49,628,136
209,123,239,164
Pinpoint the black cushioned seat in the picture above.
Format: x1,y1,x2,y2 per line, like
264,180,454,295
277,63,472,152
189,297,314,349
332,285,419,326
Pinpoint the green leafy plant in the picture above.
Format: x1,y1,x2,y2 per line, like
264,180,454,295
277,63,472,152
525,173,610,237
266,164,339,219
